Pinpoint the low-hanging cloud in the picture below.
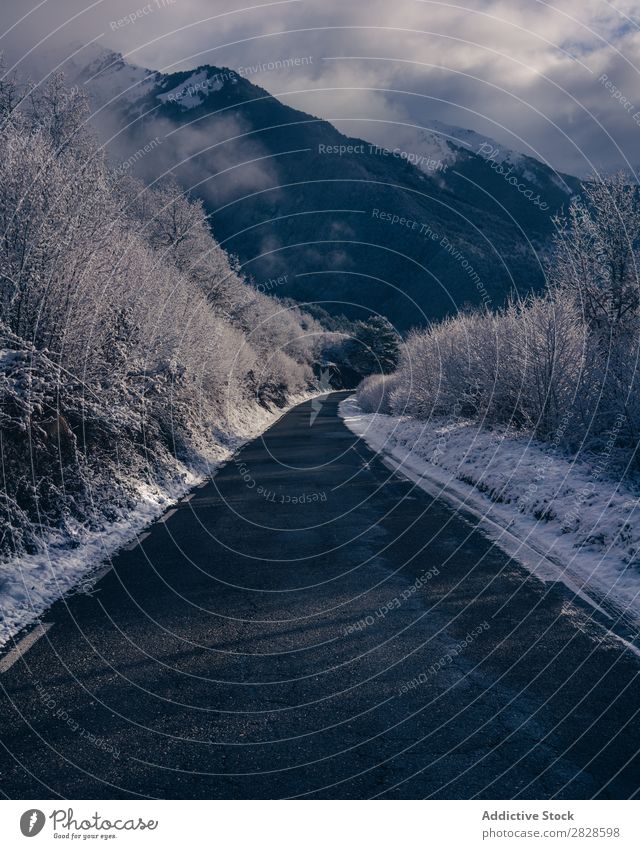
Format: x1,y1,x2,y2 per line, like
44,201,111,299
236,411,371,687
1,0,640,175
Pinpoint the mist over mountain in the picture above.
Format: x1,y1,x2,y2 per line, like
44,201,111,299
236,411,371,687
3,5,640,808
67,45,582,330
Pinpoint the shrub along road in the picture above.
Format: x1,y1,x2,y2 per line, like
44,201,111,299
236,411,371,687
0,393,638,799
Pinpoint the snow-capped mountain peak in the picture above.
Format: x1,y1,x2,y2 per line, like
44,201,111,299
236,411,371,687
57,42,158,108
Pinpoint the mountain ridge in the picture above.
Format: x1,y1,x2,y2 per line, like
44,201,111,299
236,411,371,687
63,44,582,329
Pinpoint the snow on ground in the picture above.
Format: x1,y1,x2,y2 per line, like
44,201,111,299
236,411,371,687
340,397,640,628
0,392,315,648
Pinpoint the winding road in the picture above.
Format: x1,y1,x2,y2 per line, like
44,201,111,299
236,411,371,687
0,392,639,799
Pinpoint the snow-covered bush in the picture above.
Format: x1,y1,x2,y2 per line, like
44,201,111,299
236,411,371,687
373,174,640,473
0,71,334,559
356,374,399,414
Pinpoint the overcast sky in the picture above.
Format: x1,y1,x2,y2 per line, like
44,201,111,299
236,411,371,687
1,0,640,175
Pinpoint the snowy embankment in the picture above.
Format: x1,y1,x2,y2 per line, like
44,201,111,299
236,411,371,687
340,397,640,626
0,394,313,647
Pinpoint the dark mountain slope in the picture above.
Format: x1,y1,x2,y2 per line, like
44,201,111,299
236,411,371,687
75,50,581,329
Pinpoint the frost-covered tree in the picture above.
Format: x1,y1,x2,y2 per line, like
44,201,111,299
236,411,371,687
344,315,401,377
0,69,335,557
365,173,640,470
549,175,640,330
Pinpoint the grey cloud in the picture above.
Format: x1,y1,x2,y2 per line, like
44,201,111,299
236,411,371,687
1,0,640,174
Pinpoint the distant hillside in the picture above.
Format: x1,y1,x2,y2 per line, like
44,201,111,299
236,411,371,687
68,46,582,330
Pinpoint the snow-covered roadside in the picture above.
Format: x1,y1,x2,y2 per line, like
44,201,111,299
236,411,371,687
0,392,316,647
340,397,640,627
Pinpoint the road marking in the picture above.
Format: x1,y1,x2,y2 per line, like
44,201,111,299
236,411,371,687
84,564,112,585
124,531,150,551
0,622,54,673
615,634,640,660
160,508,177,523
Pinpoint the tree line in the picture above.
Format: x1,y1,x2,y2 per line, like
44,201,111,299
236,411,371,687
358,173,640,474
0,69,353,556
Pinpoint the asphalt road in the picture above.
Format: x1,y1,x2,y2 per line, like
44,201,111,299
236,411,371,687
0,392,639,799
